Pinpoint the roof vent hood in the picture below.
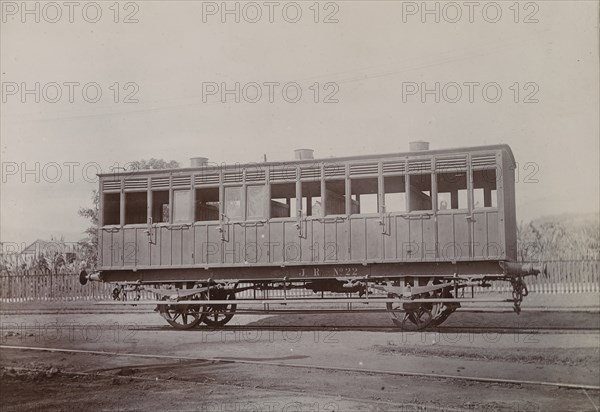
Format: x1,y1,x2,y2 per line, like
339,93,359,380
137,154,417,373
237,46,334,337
190,157,209,167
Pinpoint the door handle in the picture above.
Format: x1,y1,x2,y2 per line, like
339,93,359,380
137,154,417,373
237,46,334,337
167,224,191,230
238,220,266,228
316,216,347,223
401,213,432,220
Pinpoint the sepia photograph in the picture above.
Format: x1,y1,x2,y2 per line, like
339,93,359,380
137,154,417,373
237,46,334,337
1,1,599,411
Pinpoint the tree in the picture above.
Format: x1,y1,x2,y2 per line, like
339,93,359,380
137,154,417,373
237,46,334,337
128,158,180,171
564,221,600,259
78,159,180,269
517,215,599,261
78,190,99,268
33,253,50,273
517,221,565,262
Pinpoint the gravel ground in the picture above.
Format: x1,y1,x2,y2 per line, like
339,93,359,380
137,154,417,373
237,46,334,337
0,309,599,411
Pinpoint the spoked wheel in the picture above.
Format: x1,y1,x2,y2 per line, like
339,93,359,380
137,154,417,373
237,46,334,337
386,278,443,331
387,296,440,330
158,296,204,330
431,286,460,327
431,307,456,326
202,292,237,327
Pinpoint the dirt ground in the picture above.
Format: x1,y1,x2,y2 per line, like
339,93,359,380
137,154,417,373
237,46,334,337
0,310,599,411
1,349,597,412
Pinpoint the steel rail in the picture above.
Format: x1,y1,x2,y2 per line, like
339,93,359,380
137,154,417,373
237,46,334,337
95,297,515,305
1,344,599,391
0,324,598,334
2,307,598,315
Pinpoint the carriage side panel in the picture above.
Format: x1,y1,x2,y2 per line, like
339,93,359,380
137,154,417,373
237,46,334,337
96,144,518,276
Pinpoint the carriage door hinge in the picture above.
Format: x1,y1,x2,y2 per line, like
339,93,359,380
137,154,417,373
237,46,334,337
218,213,228,241
296,209,304,238
378,213,389,234
144,217,155,244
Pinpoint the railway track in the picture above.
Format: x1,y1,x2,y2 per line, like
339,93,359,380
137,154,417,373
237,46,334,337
2,307,598,316
1,344,599,391
1,322,598,334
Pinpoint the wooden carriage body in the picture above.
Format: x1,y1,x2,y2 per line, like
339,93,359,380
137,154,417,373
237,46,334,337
96,144,517,283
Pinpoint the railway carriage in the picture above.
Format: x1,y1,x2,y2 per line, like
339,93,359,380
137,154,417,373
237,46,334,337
81,142,545,330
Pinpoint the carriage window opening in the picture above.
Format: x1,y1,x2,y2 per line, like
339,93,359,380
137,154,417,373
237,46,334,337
152,191,170,223
173,190,191,222
408,174,432,211
246,185,266,219
300,181,321,217
436,172,468,210
383,176,406,213
473,169,498,208
350,178,378,214
271,182,296,218
124,192,147,224
195,187,220,221
224,187,242,220
324,180,347,215
459,190,469,208
103,193,121,225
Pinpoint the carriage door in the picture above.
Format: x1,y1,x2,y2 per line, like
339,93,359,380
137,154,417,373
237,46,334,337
193,184,222,266
405,169,436,261
221,185,243,265
322,174,350,263
268,179,300,265
99,182,124,268
434,157,470,261
121,177,151,268
471,161,502,260
349,170,382,262
170,186,194,266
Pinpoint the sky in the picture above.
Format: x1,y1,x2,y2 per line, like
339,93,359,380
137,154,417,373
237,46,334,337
1,0,599,248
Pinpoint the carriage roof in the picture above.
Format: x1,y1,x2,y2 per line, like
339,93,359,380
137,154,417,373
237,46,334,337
97,144,515,178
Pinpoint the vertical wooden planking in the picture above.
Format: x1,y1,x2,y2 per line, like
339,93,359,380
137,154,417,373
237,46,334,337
136,228,150,266
193,225,206,265
171,228,183,266
312,220,325,263
349,217,366,261
206,222,222,265
123,228,137,267
159,226,172,266
437,214,455,260
255,223,270,265
282,221,298,264
365,217,382,261
408,219,423,260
